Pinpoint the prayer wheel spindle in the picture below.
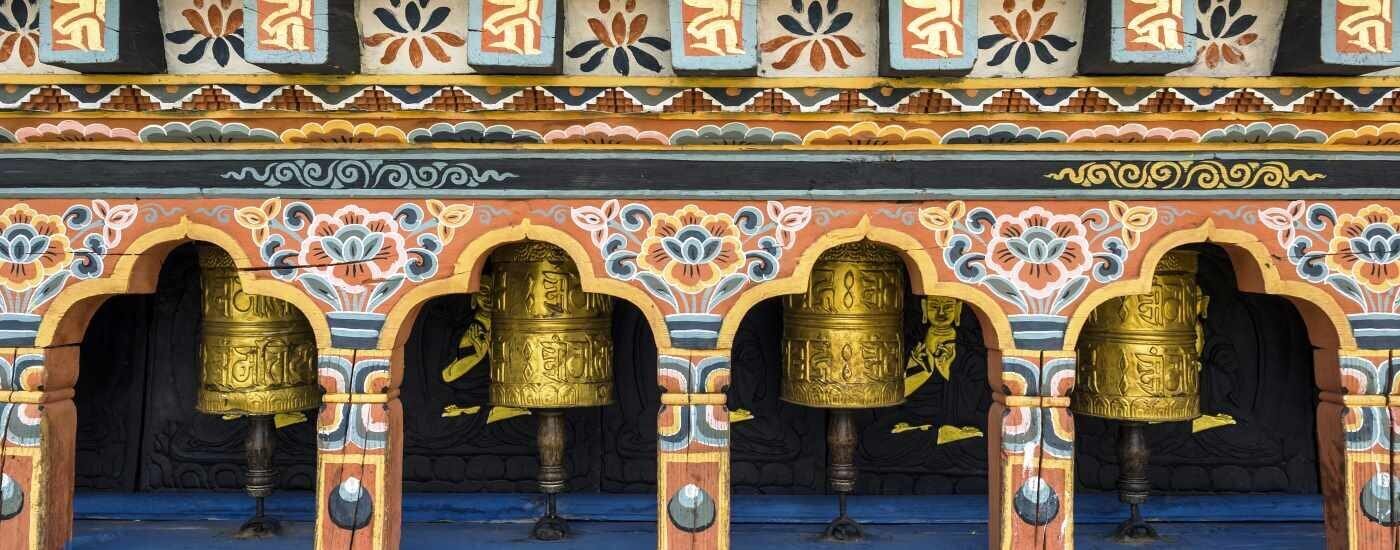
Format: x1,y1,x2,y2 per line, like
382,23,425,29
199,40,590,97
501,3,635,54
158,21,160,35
781,241,906,541
1072,250,1207,541
486,242,614,541
195,244,320,538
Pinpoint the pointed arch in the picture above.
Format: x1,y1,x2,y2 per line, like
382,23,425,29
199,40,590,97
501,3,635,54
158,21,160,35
37,219,333,349
1064,219,1352,355
381,219,673,351
719,215,1014,351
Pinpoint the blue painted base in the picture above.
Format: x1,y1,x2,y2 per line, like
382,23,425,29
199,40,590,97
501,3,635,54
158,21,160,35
72,492,1324,524
69,520,1325,549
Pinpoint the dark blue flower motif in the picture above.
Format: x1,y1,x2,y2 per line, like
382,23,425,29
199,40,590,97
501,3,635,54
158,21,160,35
164,0,245,67
0,0,40,67
363,0,463,68
566,0,670,75
977,0,1076,73
761,0,864,71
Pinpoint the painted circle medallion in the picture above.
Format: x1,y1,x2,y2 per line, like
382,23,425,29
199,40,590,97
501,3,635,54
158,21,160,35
667,483,716,533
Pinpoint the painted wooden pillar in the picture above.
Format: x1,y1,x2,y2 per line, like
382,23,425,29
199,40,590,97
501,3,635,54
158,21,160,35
988,349,1075,550
669,0,758,73
1318,350,1397,550
657,351,731,550
0,346,76,550
314,349,400,550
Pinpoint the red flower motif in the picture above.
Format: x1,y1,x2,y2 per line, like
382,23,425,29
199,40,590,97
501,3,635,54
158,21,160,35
983,207,1092,300
298,206,409,294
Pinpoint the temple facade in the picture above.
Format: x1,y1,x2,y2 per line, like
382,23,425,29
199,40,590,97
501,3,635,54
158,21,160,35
0,0,1397,549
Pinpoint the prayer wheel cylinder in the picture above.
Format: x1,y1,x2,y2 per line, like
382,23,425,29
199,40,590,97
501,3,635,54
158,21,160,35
1072,250,1207,423
487,242,614,409
196,244,319,416
781,241,906,409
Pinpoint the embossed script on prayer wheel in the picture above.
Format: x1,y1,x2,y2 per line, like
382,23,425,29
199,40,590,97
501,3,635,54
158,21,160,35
488,242,614,409
195,245,319,416
781,241,906,409
1073,251,1207,423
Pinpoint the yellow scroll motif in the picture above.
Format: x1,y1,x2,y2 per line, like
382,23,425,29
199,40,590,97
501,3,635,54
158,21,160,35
50,0,106,51
905,0,962,57
1047,160,1324,190
683,0,744,55
1338,0,1393,53
260,0,314,51
1127,0,1183,50
484,0,542,55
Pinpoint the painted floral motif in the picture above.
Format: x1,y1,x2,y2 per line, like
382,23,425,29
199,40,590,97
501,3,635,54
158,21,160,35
669,123,801,145
930,201,1157,315
1200,122,1327,144
406,122,542,144
802,122,940,145
566,0,670,75
138,120,279,143
1066,124,1201,144
1190,0,1257,69
941,123,1066,144
543,122,668,145
165,0,246,67
363,0,465,68
236,198,471,321
0,0,38,67
0,201,134,316
760,0,865,71
572,200,810,346
1327,124,1400,146
978,0,1077,73
13,122,138,143
0,204,72,292
1258,201,1400,314
635,205,746,293
281,121,409,144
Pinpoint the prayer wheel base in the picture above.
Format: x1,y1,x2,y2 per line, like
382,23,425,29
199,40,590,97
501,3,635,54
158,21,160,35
234,513,282,539
532,497,570,542
821,494,864,542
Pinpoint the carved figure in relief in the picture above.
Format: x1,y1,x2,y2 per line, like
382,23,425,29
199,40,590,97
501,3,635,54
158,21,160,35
904,0,962,57
260,0,314,51
1126,0,1183,50
50,0,106,50
483,0,542,55
1338,0,1393,53
682,0,744,55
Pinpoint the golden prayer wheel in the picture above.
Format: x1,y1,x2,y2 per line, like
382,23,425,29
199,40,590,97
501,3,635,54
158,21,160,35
194,244,319,538
484,241,614,541
486,241,614,410
780,241,907,541
1072,250,1207,423
196,245,319,416
781,241,906,409
1071,249,1207,542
